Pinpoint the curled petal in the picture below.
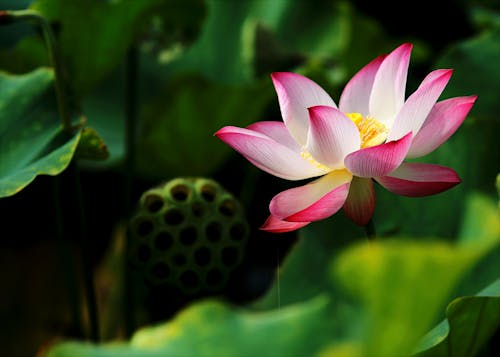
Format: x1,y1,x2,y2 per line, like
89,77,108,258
260,215,310,233
271,72,336,145
339,54,386,116
406,96,477,158
344,132,412,178
375,162,461,197
388,69,453,141
342,177,375,226
215,126,328,180
306,106,361,169
369,43,412,126
270,170,352,222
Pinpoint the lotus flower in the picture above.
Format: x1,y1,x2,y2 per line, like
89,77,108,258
215,43,476,233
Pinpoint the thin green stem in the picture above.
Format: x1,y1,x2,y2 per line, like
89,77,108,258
364,218,376,241
124,46,138,216
71,163,100,342
53,176,84,338
4,9,72,132
123,46,139,337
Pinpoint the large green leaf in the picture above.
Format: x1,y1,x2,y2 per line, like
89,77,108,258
330,193,500,357
412,195,500,356
45,295,331,357
136,74,274,178
30,0,162,93
415,278,500,357
0,68,80,198
436,28,500,121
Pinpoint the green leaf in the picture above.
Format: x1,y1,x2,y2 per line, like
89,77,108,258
415,278,500,357
45,296,331,357
330,194,500,357
436,28,500,121
0,68,80,198
412,195,500,356
136,74,274,178
331,233,499,357
30,0,162,93
75,126,109,161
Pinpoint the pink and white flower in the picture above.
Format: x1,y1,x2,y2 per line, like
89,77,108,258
215,43,476,233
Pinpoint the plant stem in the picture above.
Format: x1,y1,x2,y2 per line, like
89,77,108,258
124,46,138,216
71,163,100,342
3,9,72,132
53,176,84,338
123,46,139,337
364,218,376,241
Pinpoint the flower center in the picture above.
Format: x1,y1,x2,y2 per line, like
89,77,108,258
346,112,388,148
300,149,330,171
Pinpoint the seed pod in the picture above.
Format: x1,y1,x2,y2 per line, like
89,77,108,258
128,177,249,295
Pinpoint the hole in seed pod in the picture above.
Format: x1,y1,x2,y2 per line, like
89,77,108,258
230,222,247,241
152,262,170,280
180,226,197,246
194,246,211,266
206,221,222,242
219,199,237,217
180,270,199,289
170,184,190,202
137,245,151,263
144,194,164,213
221,246,239,267
173,254,187,266
164,208,184,225
134,218,153,237
206,268,224,286
191,201,205,217
200,184,217,202
155,231,173,251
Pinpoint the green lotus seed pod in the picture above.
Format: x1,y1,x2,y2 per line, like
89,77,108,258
128,177,249,295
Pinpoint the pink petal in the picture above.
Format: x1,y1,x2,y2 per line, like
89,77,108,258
406,96,477,158
344,132,412,178
215,126,328,180
342,177,375,226
306,106,361,169
271,72,336,145
339,54,386,116
387,69,453,141
375,162,461,197
260,215,310,233
247,120,301,152
369,43,412,126
269,170,352,222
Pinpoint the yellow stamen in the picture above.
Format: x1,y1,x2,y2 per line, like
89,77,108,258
300,148,330,171
346,112,388,148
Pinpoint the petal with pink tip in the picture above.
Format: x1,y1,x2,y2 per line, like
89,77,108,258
339,54,386,116
271,72,336,145
247,120,301,152
406,96,477,158
342,177,375,226
369,43,412,126
269,170,352,222
387,69,453,141
375,162,461,197
215,126,328,180
260,215,310,233
344,132,412,178
306,106,361,169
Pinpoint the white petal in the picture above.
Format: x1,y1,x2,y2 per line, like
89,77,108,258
271,72,336,145
369,43,412,127
306,106,360,169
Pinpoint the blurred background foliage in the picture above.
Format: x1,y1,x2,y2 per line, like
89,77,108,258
0,0,499,356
